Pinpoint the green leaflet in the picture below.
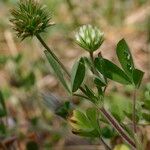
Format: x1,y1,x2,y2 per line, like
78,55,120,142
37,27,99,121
116,39,134,78
94,57,132,85
69,108,100,137
71,58,85,92
132,69,144,88
101,126,114,139
116,39,144,87
84,85,97,104
94,77,106,87
44,50,70,93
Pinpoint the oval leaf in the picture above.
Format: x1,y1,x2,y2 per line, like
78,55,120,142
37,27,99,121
116,39,134,78
94,57,132,85
71,58,85,92
132,69,144,88
44,50,70,93
94,77,106,87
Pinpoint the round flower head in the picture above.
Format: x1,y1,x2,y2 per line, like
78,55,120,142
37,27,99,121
75,25,104,52
10,0,53,40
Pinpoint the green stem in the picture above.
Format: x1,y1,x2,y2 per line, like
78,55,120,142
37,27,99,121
100,137,111,150
97,117,111,150
90,52,94,62
36,34,71,78
133,88,137,133
89,52,99,75
100,107,136,149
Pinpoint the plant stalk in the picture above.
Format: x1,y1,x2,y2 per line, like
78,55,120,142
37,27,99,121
100,107,136,148
36,34,71,78
100,137,111,150
89,52,99,76
133,88,137,133
90,52,94,62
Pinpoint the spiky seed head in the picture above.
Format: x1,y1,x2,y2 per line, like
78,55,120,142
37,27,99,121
75,24,104,52
10,0,53,40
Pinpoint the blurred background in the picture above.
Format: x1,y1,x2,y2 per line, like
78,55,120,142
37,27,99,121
0,0,150,149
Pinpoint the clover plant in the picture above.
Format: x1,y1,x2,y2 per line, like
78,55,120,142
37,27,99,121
10,0,147,149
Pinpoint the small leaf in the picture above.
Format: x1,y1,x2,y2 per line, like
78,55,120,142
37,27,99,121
86,108,99,129
94,57,132,85
116,39,134,77
97,86,103,97
101,126,114,139
0,91,7,117
71,58,85,92
83,57,92,69
69,108,100,137
70,110,91,129
84,85,97,104
132,69,144,88
44,50,70,93
94,77,106,87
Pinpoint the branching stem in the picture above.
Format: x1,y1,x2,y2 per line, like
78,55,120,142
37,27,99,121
100,107,136,148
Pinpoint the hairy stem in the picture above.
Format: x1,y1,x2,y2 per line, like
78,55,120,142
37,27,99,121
100,107,136,148
133,88,137,133
36,34,71,78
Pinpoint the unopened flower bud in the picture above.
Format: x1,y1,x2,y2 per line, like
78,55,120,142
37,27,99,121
75,24,104,52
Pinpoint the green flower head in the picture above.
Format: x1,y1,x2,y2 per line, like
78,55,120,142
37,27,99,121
75,24,104,52
10,0,53,40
